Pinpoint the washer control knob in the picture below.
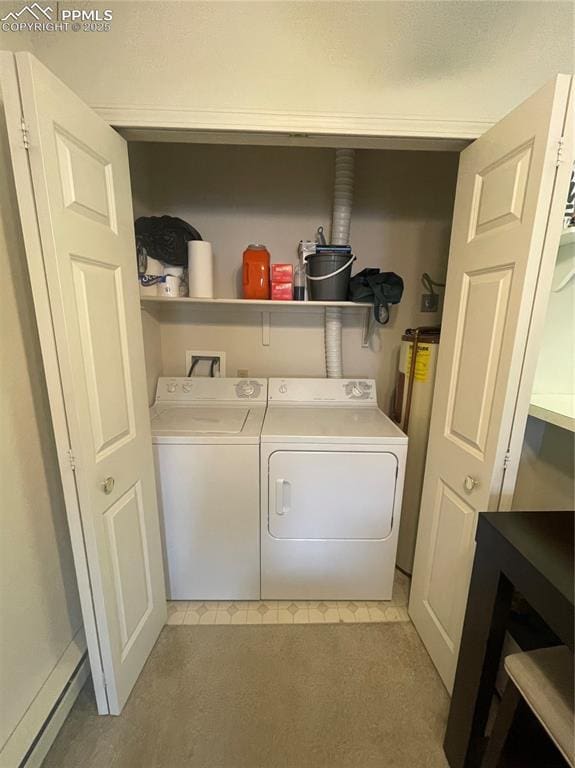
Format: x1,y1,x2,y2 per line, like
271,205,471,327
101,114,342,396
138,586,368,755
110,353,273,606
182,382,193,393
279,384,288,394
167,381,178,393
344,380,372,400
235,380,262,399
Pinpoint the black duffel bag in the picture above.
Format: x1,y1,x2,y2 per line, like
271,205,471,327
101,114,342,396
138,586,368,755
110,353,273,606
348,269,404,324
135,215,202,269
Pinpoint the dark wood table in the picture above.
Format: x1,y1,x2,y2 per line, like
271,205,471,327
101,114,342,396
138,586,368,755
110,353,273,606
444,510,574,768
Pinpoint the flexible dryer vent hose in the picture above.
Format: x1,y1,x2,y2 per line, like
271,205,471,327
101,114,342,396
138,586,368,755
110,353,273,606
331,148,355,246
325,307,343,379
325,148,355,378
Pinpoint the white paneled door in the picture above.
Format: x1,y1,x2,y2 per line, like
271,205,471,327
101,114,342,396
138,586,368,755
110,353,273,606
409,75,573,691
1,53,166,714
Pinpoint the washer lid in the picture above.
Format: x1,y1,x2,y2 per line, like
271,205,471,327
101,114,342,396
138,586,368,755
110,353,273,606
151,406,249,435
262,406,407,444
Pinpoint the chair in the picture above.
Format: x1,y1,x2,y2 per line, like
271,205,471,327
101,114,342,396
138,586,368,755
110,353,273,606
482,645,574,768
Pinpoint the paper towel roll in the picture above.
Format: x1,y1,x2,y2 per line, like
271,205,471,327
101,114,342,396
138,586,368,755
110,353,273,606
146,257,165,276
188,241,214,298
160,275,181,298
139,257,164,296
139,282,159,297
164,265,184,277
164,265,186,295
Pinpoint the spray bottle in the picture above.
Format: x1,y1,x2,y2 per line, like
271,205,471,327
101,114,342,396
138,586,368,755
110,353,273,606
296,240,315,301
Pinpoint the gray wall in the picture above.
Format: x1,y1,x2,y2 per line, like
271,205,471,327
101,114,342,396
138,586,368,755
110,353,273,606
512,418,575,511
26,1,574,130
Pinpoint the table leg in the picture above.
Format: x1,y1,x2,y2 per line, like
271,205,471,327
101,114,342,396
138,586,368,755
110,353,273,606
481,681,521,768
444,534,514,768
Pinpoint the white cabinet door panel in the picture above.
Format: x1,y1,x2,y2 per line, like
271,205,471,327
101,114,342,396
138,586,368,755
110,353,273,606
409,75,573,691
2,52,166,714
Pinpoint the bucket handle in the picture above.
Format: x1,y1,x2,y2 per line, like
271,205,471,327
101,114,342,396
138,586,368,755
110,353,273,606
305,255,356,281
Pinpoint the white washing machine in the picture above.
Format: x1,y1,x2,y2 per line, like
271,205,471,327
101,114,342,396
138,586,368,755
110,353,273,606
261,378,408,600
151,377,267,600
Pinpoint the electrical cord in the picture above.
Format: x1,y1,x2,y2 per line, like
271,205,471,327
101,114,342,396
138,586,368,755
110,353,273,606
187,358,219,377
421,272,446,296
187,358,200,377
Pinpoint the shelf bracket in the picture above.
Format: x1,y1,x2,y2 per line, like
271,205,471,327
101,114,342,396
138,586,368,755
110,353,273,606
262,311,271,346
361,308,371,348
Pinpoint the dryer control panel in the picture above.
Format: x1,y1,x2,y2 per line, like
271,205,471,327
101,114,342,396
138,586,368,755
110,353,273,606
155,377,267,403
268,378,376,405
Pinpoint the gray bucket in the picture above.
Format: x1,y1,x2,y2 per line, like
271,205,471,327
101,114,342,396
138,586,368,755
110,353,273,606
306,253,356,301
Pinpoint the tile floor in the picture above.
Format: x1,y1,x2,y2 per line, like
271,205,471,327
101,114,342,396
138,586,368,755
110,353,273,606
167,568,410,626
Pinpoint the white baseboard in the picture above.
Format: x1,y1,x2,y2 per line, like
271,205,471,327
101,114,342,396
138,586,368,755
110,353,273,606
0,628,88,768
23,657,89,768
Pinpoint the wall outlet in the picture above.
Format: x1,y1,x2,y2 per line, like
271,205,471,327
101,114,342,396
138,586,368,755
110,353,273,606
421,293,439,313
185,350,226,377
237,369,249,378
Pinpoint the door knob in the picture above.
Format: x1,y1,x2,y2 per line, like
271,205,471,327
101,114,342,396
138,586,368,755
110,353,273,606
101,476,115,495
463,475,479,493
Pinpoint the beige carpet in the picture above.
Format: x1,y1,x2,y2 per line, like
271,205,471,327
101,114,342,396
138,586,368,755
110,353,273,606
43,623,449,768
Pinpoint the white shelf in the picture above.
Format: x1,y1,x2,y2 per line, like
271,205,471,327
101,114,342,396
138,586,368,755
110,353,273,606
140,296,371,310
140,296,374,347
529,394,575,433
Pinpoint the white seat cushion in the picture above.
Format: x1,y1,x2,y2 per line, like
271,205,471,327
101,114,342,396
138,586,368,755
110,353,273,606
505,646,574,767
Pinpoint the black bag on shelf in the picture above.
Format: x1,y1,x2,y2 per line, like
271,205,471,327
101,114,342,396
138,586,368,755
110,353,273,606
348,269,404,324
135,215,202,269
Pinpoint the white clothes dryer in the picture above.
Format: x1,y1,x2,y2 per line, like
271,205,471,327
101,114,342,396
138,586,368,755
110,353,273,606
261,378,407,601
151,377,267,600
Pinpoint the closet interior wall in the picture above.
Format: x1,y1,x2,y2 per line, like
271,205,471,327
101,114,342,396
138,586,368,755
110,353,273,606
129,142,459,409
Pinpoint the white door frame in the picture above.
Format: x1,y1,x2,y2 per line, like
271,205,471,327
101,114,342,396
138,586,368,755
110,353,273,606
0,51,108,712
95,105,491,146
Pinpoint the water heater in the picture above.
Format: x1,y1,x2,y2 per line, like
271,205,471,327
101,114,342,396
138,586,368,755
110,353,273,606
393,328,440,574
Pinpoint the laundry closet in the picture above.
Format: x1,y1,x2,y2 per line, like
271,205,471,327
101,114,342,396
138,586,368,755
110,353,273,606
130,139,456,607
2,52,570,719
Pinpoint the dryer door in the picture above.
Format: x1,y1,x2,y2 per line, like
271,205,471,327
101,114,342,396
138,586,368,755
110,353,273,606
268,451,397,540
